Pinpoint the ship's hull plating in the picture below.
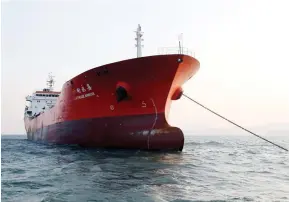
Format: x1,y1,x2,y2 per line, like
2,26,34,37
27,113,184,150
24,54,200,151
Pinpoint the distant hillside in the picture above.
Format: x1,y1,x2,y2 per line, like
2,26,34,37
184,122,289,136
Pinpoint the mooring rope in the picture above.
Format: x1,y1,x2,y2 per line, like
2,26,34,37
183,94,288,152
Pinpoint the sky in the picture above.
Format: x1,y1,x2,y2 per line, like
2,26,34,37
1,0,289,135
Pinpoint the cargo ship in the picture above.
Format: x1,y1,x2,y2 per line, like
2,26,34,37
24,25,200,151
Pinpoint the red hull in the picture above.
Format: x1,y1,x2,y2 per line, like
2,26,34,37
24,54,200,151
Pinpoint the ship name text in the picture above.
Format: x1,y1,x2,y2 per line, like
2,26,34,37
75,92,95,100
75,83,92,94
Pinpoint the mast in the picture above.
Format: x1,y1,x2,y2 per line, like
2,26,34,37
46,73,55,91
135,24,144,58
178,33,183,54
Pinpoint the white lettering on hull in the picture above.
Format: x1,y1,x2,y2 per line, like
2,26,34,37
75,92,95,100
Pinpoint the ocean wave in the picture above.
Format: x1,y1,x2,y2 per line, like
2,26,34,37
2,136,289,202
186,141,225,146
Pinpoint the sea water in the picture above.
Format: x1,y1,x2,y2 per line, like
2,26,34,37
1,135,288,202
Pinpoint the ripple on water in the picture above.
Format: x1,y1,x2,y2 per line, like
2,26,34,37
1,135,289,202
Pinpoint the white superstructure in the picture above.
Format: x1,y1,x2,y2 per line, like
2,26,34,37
24,74,60,118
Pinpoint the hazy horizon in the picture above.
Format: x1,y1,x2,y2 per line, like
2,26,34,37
1,0,289,135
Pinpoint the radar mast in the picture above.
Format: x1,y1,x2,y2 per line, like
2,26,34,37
135,24,144,58
46,73,55,91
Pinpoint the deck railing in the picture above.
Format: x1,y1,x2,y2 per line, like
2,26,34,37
157,47,195,57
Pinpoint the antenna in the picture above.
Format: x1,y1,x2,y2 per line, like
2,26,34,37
178,33,183,54
46,73,55,91
135,24,144,58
